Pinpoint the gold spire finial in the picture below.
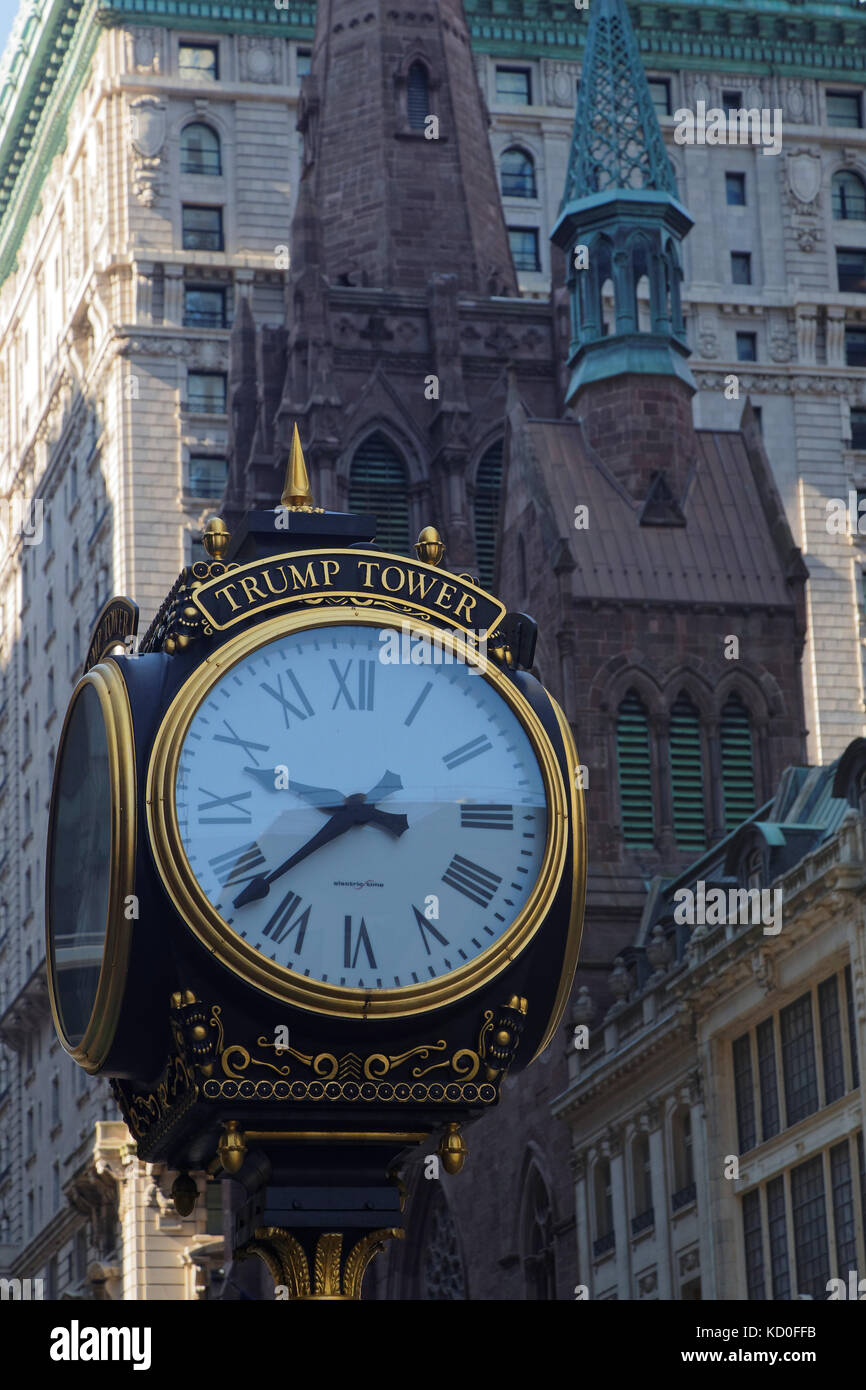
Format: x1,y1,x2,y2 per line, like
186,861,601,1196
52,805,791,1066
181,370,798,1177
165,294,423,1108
415,526,446,567
202,516,230,561
280,423,315,510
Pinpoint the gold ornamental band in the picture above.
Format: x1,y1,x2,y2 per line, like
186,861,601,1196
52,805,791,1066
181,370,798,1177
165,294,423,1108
145,606,569,1020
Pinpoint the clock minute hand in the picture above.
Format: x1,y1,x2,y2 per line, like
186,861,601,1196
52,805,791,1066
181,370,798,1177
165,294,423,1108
233,808,353,907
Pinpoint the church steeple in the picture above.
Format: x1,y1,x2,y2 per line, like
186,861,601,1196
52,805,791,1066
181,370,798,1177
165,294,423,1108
292,0,517,297
552,0,694,401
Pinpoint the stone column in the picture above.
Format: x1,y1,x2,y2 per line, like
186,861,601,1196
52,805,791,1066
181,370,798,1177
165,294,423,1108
645,1103,673,1299
686,1068,715,1299
606,1127,630,1301
134,262,154,325
796,305,817,365
826,307,846,368
571,1150,591,1296
163,264,185,327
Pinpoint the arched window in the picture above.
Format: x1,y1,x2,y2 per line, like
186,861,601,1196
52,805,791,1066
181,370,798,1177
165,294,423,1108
181,123,222,176
522,1167,556,1299
632,238,651,333
501,147,537,199
832,170,866,221
407,62,429,131
720,693,756,830
348,433,410,554
596,238,614,337
616,689,655,849
473,441,503,590
632,1133,653,1230
669,692,705,852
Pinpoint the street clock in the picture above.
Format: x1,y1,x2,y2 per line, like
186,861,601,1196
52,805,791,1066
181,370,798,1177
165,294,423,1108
46,430,586,1299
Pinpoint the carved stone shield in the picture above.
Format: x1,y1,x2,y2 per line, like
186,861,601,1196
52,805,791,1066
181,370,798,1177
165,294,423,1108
787,151,822,205
130,100,166,158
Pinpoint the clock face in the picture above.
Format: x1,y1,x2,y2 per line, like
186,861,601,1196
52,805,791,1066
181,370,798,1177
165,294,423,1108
46,662,137,1066
48,682,112,1044
169,621,550,996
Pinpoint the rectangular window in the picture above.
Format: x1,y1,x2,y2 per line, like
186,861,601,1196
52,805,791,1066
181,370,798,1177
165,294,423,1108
507,227,540,273
187,372,227,414
827,91,862,128
847,328,866,367
742,1189,765,1299
766,1175,791,1300
722,89,743,115
182,205,224,252
830,1140,858,1277
184,286,227,329
818,975,845,1105
731,252,752,285
837,249,866,294
736,332,757,362
648,79,671,116
790,1156,829,1299
844,964,859,1088
179,44,218,82
780,992,819,1126
297,47,311,78
852,409,866,451
733,1034,757,1152
726,172,746,206
188,456,228,499
496,67,532,105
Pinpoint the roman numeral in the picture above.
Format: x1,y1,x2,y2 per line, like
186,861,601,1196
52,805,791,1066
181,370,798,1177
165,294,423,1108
197,787,252,824
442,855,501,909
412,904,449,956
330,659,375,711
209,842,266,886
344,915,376,969
404,681,433,727
460,804,514,831
212,720,270,764
262,891,311,951
442,734,492,770
260,672,314,728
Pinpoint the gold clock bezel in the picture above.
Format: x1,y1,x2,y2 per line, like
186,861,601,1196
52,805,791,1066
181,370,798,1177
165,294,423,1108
45,660,137,1072
146,607,569,1019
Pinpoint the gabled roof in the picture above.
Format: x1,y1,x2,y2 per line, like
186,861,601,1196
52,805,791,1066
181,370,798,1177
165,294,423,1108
510,413,801,610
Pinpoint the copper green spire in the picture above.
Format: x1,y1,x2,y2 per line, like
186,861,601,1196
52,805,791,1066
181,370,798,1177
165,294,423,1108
551,0,695,401
561,0,678,207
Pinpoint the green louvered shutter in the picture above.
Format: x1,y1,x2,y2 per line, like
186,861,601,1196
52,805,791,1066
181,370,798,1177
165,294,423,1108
616,689,655,848
348,434,410,554
669,693,706,851
474,441,503,590
721,694,756,829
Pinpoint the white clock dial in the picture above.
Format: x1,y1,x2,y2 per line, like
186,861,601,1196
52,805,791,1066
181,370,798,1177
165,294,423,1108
174,623,547,991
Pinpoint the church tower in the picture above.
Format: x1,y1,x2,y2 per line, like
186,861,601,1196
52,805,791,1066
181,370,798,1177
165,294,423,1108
552,0,696,500
224,0,559,573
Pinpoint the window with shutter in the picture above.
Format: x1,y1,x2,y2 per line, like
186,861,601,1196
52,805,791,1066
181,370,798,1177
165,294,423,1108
348,434,410,555
669,692,705,851
721,693,755,829
473,442,503,590
616,689,655,848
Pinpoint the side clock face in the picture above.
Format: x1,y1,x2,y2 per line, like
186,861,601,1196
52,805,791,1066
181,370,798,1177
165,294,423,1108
148,612,567,1016
46,662,137,1068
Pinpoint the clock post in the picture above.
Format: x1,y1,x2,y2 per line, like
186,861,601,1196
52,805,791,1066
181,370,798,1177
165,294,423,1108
46,426,586,1301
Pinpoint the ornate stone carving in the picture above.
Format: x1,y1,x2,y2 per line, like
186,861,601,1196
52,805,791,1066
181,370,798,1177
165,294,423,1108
239,36,279,83
638,1268,658,1297
128,97,166,207
422,1191,467,1300
544,60,578,108
680,1247,700,1275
